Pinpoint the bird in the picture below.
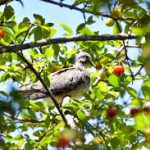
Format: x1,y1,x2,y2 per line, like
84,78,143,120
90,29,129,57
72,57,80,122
20,52,93,104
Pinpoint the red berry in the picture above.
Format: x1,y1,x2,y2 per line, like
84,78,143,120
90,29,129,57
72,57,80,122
57,136,71,148
113,65,125,75
0,29,6,38
130,108,140,117
51,66,58,73
82,137,86,143
96,65,102,70
106,107,117,119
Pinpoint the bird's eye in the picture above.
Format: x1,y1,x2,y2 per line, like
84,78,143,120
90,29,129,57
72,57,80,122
85,56,89,59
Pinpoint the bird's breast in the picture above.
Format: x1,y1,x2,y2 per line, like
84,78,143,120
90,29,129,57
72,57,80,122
50,68,90,103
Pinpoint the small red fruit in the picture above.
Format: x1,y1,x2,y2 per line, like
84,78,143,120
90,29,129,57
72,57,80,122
106,107,117,119
113,65,125,75
130,108,140,117
51,66,58,73
82,137,86,143
0,29,6,38
57,135,71,148
96,64,102,70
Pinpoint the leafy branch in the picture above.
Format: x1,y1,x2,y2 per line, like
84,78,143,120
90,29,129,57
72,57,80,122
0,34,136,53
40,0,126,21
115,20,135,80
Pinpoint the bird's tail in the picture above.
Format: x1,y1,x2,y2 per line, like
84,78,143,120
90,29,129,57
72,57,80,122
19,81,48,100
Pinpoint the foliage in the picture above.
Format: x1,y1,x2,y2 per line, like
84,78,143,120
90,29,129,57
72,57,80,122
0,0,150,149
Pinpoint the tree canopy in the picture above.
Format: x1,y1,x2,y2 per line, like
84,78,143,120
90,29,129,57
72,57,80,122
0,0,150,149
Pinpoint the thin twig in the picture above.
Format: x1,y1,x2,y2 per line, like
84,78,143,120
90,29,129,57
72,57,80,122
116,46,125,58
82,3,87,24
40,0,121,20
135,64,144,76
115,20,135,80
123,40,135,80
126,45,140,48
21,24,34,44
16,118,45,123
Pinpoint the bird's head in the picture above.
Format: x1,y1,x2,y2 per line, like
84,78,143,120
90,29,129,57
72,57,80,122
75,52,94,68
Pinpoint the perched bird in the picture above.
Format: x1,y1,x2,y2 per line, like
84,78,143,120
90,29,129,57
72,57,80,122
21,52,93,104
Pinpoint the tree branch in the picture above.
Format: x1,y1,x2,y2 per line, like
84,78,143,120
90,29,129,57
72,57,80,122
16,52,70,128
16,118,45,123
0,35,136,53
40,0,125,21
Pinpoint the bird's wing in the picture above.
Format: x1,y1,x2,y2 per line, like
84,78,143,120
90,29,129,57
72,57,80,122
20,81,46,100
19,68,77,100
50,68,90,95
20,68,90,100
51,67,75,76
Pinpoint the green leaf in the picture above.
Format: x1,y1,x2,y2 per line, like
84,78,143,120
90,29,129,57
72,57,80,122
97,81,109,92
111,137,120,149
77,109,87,121
18,19,30,33
60,24,73,35
3,6,14,21
45,47,54,58
132,27,144,36
66,48,77,58
82,144,99,150
33,130,41,137
41,25,51,38
113,23,122,34
33,14,45,25
0,91,9,97
0,72,10,82
43,75,50,87
134,113,150,131
79,26,94,35
34,26,42,41
76,23,85,33
131,99,141,107
126,87,138,98
73,0,85,5
142,80,150,100
52,44,60,59
108,74,120,87
87,16,95,25
45,116,50,128
49,28,56,38
108,91,119,98
41,136,51,145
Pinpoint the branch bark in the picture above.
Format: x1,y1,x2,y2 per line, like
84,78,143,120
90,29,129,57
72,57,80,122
0,34,136,53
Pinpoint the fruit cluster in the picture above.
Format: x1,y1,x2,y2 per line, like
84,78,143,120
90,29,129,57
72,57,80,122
130,107,150,117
